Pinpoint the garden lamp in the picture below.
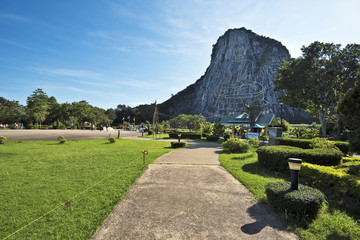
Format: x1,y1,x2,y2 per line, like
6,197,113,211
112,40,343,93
288,158,302,190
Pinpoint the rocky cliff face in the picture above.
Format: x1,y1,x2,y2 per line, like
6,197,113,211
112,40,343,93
160,28,309,123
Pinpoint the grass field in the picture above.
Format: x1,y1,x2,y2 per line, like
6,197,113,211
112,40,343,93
0,139,173,239
220,150,360,240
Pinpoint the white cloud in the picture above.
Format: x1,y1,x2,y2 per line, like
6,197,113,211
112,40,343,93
0,13,29,22
28,67,102,80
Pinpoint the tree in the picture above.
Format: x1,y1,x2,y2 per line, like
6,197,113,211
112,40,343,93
274,42,360,137
26,89,50,128
339,80,360,152
0,97,26,123
244,104,261,128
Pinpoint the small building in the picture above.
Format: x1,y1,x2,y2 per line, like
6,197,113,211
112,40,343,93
219,112,276,138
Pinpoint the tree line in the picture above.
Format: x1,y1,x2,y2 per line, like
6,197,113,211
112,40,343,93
0,88,158,129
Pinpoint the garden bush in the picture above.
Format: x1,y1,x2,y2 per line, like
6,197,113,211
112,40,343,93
275,137,312,149
301,162,360,198
57,136,67,144
343,157,360,163
275,137,350,155
108,137,116,143
222,137,250,153
257,146,343,172
248,137,260,148
0,136,7,144
206,136,219,141
168,132,201,139
259,135,269,141
265,182,325,221
171,142,186,148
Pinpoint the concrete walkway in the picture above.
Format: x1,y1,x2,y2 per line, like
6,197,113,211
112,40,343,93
91,141,298,240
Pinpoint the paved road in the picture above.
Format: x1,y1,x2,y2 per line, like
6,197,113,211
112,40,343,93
91,141,298,240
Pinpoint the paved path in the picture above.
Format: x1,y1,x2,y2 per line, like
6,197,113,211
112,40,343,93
91,141,298,240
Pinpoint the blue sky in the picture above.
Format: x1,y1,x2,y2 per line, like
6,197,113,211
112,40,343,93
1,0,360,109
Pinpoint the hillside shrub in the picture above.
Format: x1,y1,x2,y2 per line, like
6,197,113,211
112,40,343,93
257,146,343,172
206,136,219,141
265,182,325,221
171,142,186,148
222,137,250,153
275,137,350,155
57,136,67,144
108,137,116,143
0,136,7,144
301,163,360,198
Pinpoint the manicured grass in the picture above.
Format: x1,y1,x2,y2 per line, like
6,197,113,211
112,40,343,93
220,150,360,240
0,139,173,239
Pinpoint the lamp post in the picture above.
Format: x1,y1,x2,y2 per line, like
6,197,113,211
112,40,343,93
177,133,182,142
288,158,302,190
280,100,284,129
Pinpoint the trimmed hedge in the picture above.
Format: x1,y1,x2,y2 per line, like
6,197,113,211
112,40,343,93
265,182,325,221
275,137,350,155
169,132,202,139
275,137,312,149
301,163,360,198
257,146,343,172
171,142,186,148
206,136,219,141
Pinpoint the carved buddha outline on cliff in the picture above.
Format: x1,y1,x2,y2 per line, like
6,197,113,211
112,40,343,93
211,47,270,113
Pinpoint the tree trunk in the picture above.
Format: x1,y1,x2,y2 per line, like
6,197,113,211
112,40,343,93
319,110,327,137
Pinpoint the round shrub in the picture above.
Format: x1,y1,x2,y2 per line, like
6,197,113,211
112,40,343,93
171,142,186,148
108,137,116,143
248,137,260,148
265,181,325,221
222,137,250,153
0,136,7,144
57,136,67,144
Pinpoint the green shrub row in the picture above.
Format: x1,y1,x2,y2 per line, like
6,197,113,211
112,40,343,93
206,136,219,141
168,132,202,139
275,137,350,155
301,163,360,198
171,142,186,148
257,146,343,172
265,182,325,221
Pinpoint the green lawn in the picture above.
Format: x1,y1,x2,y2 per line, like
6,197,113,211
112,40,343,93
0,139,173,239
220,150,360,240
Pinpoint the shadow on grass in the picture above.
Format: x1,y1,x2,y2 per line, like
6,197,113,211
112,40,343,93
241,161,290,181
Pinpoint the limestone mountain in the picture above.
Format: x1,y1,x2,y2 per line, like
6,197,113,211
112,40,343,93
159,27,309,123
